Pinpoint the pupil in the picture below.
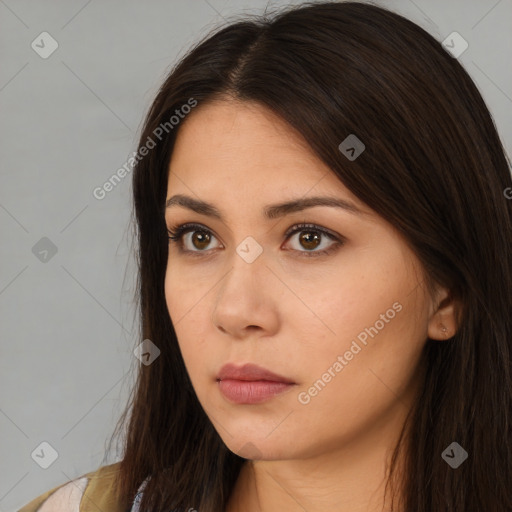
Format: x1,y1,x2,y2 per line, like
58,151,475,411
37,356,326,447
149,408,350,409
193,231,210,250
300,232,320,250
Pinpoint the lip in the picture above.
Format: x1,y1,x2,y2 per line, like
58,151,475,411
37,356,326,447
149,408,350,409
216,363,295,384
216,363,296,404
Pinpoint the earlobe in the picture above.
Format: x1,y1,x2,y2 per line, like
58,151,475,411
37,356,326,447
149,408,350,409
427,288,459,341
429,320,453,340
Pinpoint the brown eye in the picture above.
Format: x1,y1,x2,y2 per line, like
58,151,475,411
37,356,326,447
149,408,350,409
167,223,221,253
284,224,341,257
298,231,321,251
167,222,343,258
191,231,211,250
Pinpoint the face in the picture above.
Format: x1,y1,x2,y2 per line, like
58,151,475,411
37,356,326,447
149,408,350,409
164,99,438,461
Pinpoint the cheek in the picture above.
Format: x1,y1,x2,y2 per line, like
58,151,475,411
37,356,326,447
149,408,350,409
286,282,427,455
164,262,208,328
164,266,194,359
294,251,427,393
286,258,401,351
164,265,213,373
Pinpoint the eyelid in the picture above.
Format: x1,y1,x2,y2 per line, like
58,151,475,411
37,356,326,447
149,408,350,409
167,221,344,257
283,222,340,242
282,223,343,257
167,222,223,256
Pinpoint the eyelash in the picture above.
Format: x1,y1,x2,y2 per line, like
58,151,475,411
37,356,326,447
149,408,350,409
166,222,344,258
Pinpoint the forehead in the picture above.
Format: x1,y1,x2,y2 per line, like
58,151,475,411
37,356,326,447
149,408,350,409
167,99,344,195
172,98,305,149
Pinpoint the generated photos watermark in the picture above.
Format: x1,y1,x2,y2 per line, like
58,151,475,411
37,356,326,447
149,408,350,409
297,301,403,405
93,98,197,200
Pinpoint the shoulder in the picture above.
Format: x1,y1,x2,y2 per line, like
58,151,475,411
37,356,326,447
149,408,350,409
17,462,123,512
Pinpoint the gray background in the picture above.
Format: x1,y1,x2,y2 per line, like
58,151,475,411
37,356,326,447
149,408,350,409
1,0,510,510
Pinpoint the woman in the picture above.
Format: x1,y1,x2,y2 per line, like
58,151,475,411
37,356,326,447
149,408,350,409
19,1,512,511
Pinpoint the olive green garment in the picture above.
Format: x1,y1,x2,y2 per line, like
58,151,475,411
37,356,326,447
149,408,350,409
17,462,125,512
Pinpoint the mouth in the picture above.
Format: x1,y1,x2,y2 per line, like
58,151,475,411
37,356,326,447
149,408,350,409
216,363,296,404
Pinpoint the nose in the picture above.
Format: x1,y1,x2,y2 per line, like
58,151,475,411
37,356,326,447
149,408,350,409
211,250,280,340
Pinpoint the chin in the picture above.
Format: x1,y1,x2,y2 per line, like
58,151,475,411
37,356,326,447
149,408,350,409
231,442,287,461
221,434,298,461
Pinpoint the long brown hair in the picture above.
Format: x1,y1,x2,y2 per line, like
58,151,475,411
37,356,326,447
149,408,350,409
105,2,512,510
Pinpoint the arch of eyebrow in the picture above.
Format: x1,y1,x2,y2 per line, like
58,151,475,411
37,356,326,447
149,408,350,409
165,194,368,220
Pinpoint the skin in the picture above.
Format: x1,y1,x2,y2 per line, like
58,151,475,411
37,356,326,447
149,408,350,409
164,98,458,512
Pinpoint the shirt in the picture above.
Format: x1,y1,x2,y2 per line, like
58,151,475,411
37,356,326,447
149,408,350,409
17,462,148,512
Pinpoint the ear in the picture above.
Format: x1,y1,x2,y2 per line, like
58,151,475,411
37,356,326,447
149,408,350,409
427,286,459,340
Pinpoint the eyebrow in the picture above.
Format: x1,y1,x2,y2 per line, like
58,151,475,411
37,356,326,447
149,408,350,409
165,194,366,220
